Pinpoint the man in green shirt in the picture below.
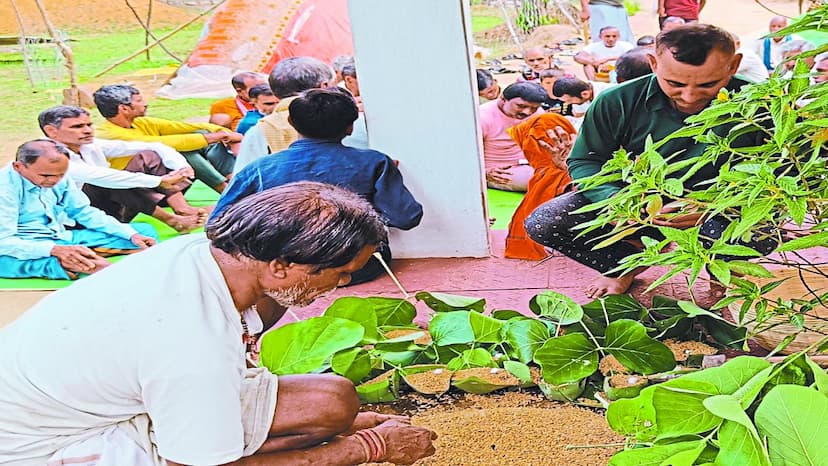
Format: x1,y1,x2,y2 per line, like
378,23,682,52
525,24,775,298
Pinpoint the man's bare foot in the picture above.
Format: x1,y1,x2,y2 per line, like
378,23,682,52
173,205,214,217
585,274,637,299
167,214,205,233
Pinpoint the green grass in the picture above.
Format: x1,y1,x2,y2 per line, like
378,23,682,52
0,22,206,148
472,15,505,33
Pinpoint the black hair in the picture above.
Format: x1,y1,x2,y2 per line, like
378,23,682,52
656,24,735,66
288,88,359,140
501,81,548,103
552,77,590,98
38,105,89,132
93,84,140,118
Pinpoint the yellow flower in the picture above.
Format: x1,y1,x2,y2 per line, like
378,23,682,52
716,89,729,102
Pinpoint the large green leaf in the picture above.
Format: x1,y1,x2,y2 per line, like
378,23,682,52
755,385,828,465
503,318,550,364
608,440,706,466
533,333,599,385
429,311,475,346
324,297,379,342
606,386,658,441
528,291,584,325
355,369,399,403
446,348,496,370
366,297,417,326
604,319,676,374
331,347,373,384
503,360,533,384
415,291,486,312
703,395,760,439
715,420,771,466
469,311,505,343
583,294,646,324
679,356,771,395
260,316,364,375
652,379,722,439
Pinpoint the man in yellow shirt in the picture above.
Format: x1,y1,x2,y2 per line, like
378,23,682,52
94,84,241,193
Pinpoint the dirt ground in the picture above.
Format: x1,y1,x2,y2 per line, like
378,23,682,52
1,0,198,34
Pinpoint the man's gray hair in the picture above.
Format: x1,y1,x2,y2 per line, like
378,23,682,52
16,139,70,165
341,63,357,78
38,105,89,132
780,39,816,54
268,57,335,99
93,84,140,118
331,55,354,73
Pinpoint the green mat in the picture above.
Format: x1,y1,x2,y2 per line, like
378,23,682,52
0,185,521,291
0,181,220,291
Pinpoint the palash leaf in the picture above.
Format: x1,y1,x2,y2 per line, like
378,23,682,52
606,386,658,441
582,294,646,324
366,297,417,327
715,420,771,466
603,319,675,374
355,369,399,403
652,379,722,439
415,291,486,313
529,290,584,325
260,316,364,375
755,385,828,465
533,333,599,385
608,440,706,466
703,395,761,439
331,347,372,384
451,370,521,395
446,348,496,371
492,309,525,320
503,318,551,364
503,360,532,383
428,311,474,346
468,311,505,343
324,297,379,342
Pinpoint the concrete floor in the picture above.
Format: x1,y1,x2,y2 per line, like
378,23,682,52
0,230,711,329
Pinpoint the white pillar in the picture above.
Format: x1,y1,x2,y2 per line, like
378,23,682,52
348,0,490,258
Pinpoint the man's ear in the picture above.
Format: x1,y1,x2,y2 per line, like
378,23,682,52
647,52,658,73
345,124,354,136
730,53,743,74
42,125,58,139
11,161,23,173
581,90,591,100
267,259,291,279
287,115,296,130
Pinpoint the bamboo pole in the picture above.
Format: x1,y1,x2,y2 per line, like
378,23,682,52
122,0,182,62
32,0,80,104
94,0,225,78
9,0,36,88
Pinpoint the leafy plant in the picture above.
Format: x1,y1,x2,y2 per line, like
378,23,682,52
571,5,828,345
259,291,745,403
606,343,828,465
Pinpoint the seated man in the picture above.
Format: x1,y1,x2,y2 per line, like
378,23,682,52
235,84,278,135
209,71,267,130
235,56,369,174
519,46,551,82
574,26,634,81
526,24,776,299
614,47,653,82
0,182,437,465
0,139,156,280
753,16,802,73
538,68,574,115
552,76,613,118
94,84,241,193
480,81,547,192
477,68,501,103
212,89,423,285
39,105,206,233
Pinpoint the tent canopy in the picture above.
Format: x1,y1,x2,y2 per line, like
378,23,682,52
158,0,353,99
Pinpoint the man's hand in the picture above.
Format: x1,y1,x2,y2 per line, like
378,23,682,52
374,419,437,465
130,234,156,249
580,2,591,21
50,245,100,273
537,127,574,170
486,165,512,185
652,202,705,229
205,132,242,145
158,169,191,190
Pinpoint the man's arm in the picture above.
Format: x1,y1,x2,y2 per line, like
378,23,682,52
60,176,138,240
0,182,55,259
658,0,665,16
99,138,191,171
698,0,706,12
234,125,270,175
574,51,597,66
372,157,423,230
580,0,590,21
67,158,162,189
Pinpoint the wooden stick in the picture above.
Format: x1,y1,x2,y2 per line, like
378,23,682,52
122,0,181,62
94,0,224,78
33,0,79,104
9,0,36,88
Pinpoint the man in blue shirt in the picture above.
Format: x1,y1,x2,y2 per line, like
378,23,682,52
212,88,422,284
0,139,157,280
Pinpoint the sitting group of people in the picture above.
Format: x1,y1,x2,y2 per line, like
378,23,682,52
0,55,422,285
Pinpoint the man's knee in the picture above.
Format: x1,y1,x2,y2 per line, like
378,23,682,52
126,150,163,172
276,374,359,436
209,113,233,129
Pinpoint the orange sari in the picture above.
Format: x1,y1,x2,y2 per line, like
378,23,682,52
504,113,576,260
